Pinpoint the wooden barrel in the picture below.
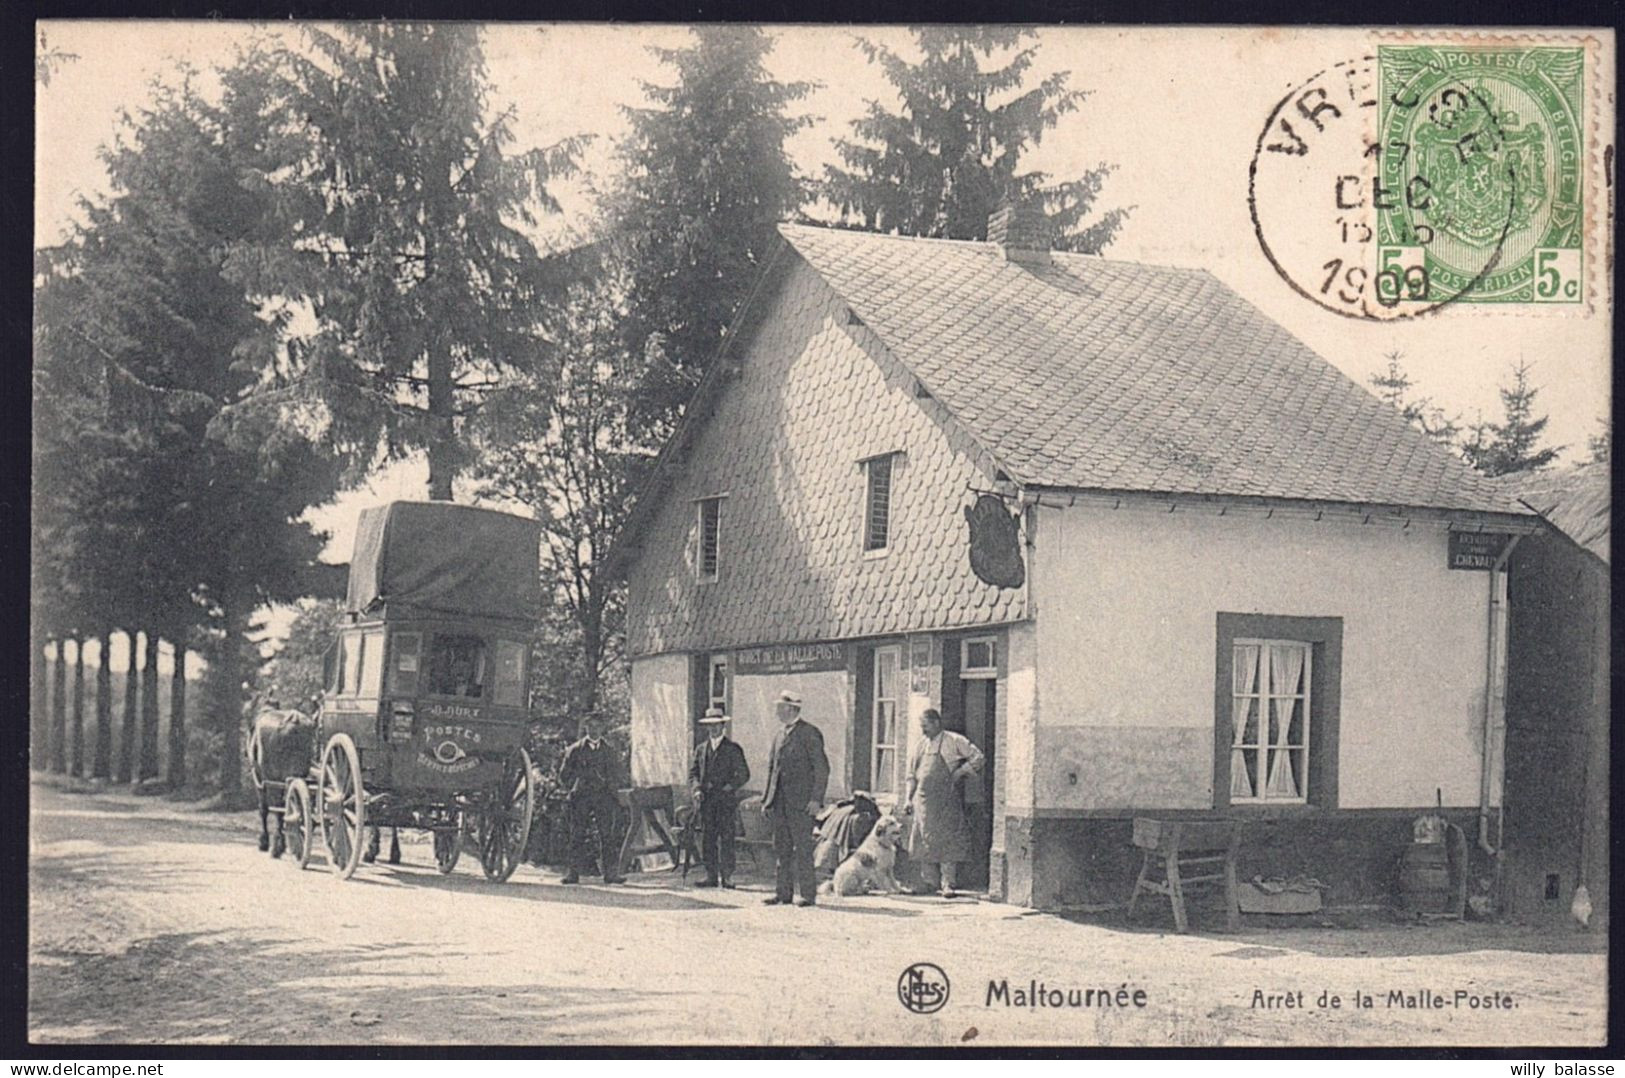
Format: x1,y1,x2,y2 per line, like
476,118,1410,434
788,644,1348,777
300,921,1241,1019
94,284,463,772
1399,841,1452,912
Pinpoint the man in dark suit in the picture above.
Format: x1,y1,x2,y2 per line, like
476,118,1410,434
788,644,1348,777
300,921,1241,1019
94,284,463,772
760,689,829,907
559,712,626,885
689,706,750,889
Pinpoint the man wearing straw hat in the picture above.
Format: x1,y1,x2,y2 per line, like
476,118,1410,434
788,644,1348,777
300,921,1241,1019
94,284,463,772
760,689,829,907
689,706,750,888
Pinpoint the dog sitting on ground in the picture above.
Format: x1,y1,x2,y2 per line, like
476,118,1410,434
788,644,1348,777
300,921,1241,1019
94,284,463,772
822,814,905,897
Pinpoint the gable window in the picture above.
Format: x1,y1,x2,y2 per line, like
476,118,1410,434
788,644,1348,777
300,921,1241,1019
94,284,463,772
1215,614,1342,810
697,497,723,581
863,453,895,552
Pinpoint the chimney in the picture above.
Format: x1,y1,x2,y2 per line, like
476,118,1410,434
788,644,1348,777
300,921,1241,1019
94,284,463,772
987,201,1052,264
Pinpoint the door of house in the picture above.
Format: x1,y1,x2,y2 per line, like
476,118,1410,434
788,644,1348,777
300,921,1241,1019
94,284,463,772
957,675,997,890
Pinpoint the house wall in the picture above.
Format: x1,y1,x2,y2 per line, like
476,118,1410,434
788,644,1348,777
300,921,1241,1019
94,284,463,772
1502,531,1610,928
1030,502,1492,812
630,653,689,788
623,255,1024,661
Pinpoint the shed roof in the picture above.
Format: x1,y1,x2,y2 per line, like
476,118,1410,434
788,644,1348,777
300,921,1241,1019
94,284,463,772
1511,463,1611,563
778,223,1526,516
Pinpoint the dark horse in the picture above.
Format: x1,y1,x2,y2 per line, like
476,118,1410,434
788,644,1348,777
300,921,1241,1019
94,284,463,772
364,826,401,864
246,706,316,857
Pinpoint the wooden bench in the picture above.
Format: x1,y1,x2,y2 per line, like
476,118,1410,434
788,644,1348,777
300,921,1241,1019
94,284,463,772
1126,817,1241,933
614,785,691,874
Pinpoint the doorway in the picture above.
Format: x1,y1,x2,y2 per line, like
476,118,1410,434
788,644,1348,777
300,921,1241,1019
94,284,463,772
952,635,998,891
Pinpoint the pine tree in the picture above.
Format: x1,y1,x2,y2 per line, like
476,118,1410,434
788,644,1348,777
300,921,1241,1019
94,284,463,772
1368,350,1461,447
224,25,583,500
606,26,813,437
1460,361,1564,477
1587,417,1610,464
824,28,1127,250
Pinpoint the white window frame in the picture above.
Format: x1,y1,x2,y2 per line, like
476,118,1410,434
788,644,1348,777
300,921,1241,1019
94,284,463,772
861,453,897,556
708,655,728,714
871,645,902,795
1230,638,1313,805
695,495,724,582
960,636,998,680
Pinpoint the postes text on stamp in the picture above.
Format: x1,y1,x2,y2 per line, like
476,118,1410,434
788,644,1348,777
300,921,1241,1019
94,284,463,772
1377,44,1585,306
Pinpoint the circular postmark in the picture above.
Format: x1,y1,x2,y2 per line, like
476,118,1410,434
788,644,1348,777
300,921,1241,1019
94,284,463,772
898,962,950,1014
1249,47,1581,319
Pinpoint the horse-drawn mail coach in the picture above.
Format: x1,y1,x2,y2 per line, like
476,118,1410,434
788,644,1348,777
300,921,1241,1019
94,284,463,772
253,501,541,882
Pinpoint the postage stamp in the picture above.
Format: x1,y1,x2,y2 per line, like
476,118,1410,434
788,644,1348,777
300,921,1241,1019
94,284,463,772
1375,44,1586,306
1248,35,1600,320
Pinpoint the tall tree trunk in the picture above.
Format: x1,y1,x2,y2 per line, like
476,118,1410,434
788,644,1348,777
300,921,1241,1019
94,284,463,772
93,629,113,779
168,641,187,790
49,639,67,774
118,631,138,784
208,600,253,803
70,636,86,777
140,630,161,782
30,624,48,769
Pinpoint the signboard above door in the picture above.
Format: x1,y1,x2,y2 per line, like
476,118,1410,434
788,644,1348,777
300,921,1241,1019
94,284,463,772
733,642,848,676
1448,531,1513,570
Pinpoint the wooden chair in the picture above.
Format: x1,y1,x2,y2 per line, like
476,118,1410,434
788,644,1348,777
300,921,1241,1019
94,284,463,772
1126,817,1241,933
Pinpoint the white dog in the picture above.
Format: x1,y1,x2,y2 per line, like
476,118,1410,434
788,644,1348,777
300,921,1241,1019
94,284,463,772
822,815,905,897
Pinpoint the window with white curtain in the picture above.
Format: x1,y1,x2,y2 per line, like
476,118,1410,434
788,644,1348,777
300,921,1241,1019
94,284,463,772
1229,639,1312,804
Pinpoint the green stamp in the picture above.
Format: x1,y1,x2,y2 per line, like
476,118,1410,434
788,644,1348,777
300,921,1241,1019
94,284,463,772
1376,45,1585,305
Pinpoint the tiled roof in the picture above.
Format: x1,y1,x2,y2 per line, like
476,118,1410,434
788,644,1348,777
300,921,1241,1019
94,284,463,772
1511,463,1611,563
778,224,1527,517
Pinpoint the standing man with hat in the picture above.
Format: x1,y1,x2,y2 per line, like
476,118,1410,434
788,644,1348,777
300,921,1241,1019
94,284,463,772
689,706,750,888
761,689,829,907
559,711,626,885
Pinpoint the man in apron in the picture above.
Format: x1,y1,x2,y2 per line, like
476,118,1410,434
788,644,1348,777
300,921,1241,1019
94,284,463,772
903,707,985,898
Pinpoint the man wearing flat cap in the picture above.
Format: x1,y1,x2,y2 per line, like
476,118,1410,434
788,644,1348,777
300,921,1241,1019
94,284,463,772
761,689,829,907
689,706,750,888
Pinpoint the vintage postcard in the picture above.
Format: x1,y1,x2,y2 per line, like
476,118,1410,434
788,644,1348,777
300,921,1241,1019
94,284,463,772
29,23,1612,1050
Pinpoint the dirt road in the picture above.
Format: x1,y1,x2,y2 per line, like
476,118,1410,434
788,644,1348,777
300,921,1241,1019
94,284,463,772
28,779,1607,1047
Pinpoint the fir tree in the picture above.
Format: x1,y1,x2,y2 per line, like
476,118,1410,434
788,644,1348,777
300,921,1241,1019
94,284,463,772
605,26,814,437
1460,361,1564,477
824,28,1127,250
224,25,583,500
1368,350,1461,447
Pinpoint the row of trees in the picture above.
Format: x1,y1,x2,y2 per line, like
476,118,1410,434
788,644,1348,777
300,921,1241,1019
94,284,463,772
1370,352,1601,476
34,26,1123,786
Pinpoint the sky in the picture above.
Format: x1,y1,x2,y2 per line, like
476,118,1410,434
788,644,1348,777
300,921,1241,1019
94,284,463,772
35,23,1614,655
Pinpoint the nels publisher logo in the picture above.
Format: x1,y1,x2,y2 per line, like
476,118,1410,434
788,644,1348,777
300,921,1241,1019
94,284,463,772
898,963,950,1015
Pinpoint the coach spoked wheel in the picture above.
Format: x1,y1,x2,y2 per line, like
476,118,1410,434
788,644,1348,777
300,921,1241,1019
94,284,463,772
319,733,366,880
434,821,462,875
479,748,535,883
284,778,314,871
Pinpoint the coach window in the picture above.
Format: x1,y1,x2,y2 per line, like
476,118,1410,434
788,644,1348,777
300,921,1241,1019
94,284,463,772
390,632,422,697
492,640,526,707
340,631,363,697
359,629,386,699
427,634,487,699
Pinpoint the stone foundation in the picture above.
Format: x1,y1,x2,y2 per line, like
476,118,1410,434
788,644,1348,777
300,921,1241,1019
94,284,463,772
1000,811,1496,911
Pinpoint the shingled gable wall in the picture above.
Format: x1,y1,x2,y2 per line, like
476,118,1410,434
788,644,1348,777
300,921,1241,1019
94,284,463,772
624,255,1028,660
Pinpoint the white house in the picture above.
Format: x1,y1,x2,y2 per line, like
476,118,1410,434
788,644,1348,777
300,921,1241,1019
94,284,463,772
607,209,1539,908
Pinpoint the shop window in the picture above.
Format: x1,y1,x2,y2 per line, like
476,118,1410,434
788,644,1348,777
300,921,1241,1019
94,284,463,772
427,634,487,699
390,632,421,697
1215,614,1341,809
697,497,723,581
492,640,526,707
863,453,895,552
871,645,902,794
